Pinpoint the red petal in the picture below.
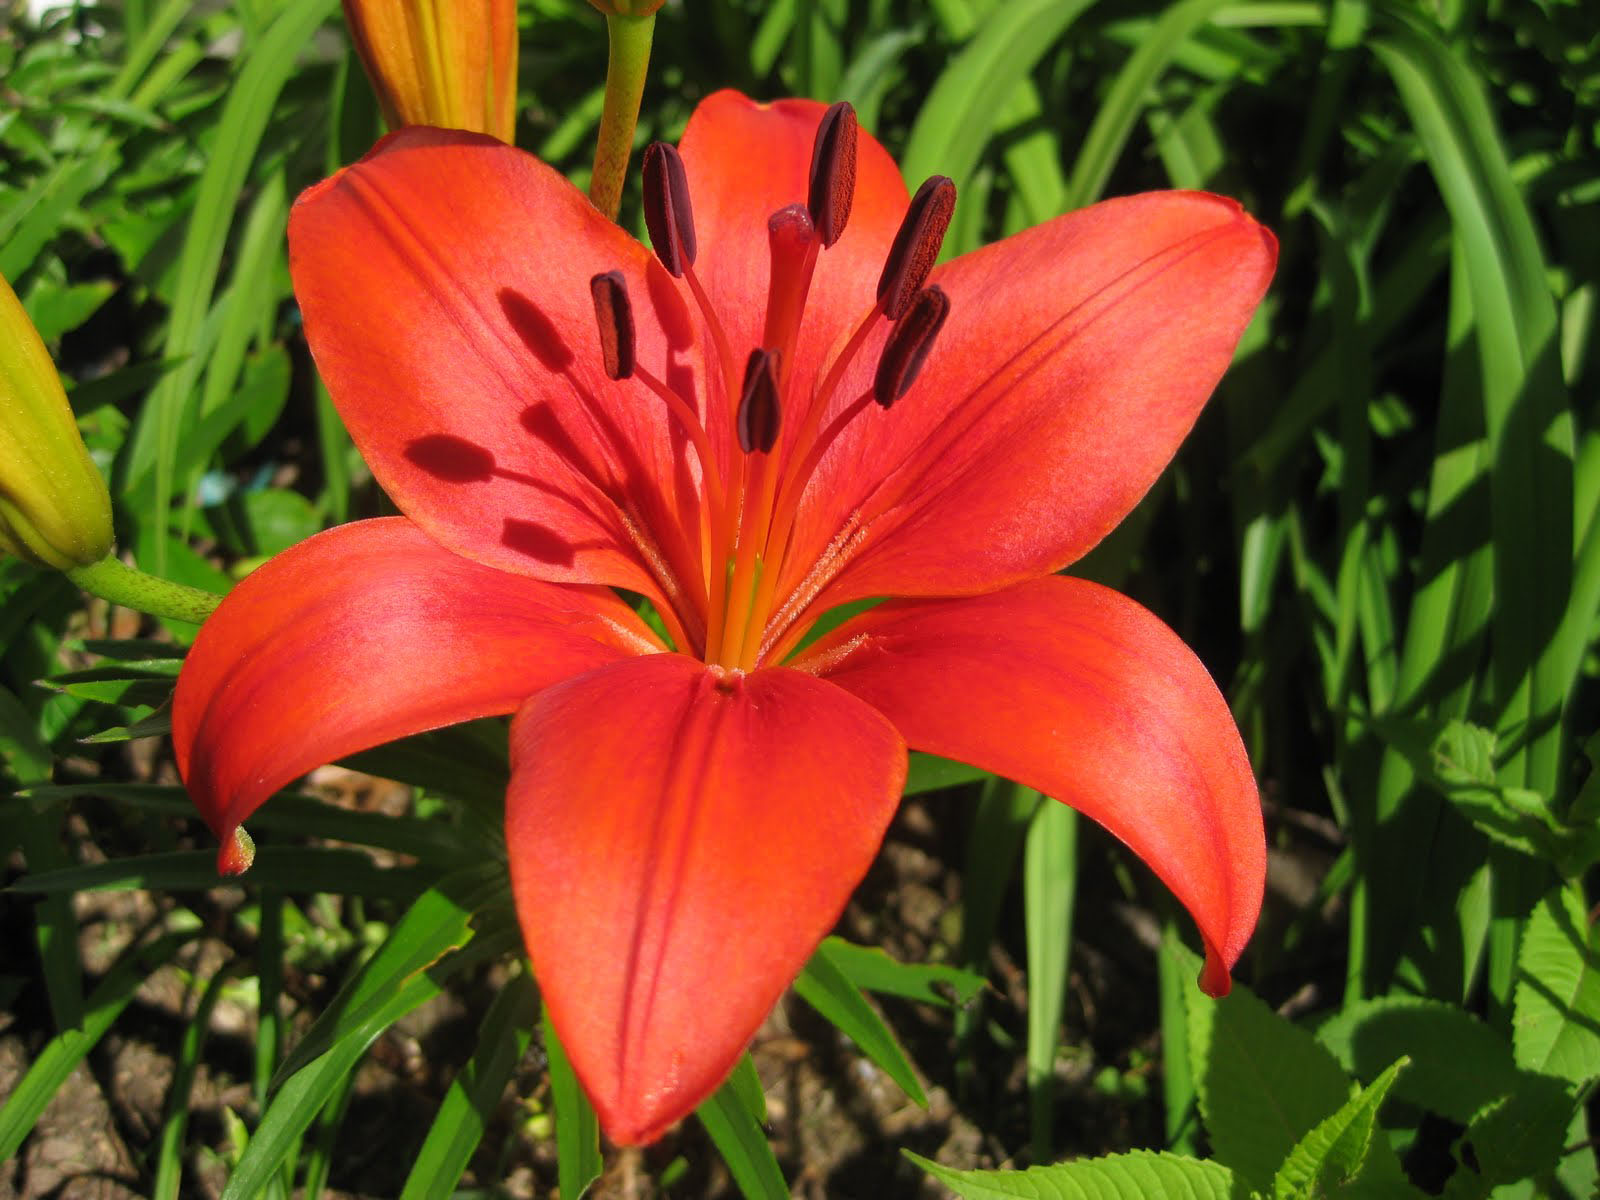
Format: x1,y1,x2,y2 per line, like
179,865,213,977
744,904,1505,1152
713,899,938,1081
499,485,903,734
677,91,907,457
506,653,906,1143
174,518,655,851
778,191,1276,616
796,576,1264,994
288,128,708,620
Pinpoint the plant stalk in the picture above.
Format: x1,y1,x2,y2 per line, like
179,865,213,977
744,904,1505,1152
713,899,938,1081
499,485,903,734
66,553,222,625
588,12,656,221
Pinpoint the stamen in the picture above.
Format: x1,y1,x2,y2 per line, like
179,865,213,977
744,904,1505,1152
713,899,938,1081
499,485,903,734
588,270,635,380
877,175,956,319
642,141,697,277
736,349,782,454
807,101,857,248
873,285,950,408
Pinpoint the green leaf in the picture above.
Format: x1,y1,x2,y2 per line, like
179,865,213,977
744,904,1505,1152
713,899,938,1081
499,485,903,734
9,847,432,901
1317,996,1517,1125
816,938,986,1008
795,943,927,1107
905,751,990,795
1024,798,1076,1158
122,0,339,569
696,1059,787,1200
1514,882,1600,1083
544,1007,602,1200
1063,0,1238,208
271,865,503,1087
900,0,1094,238
399,971,537,1200
1181,944,1350,1191
1272,1057,1409,1199
904,1148,1236,1198
1459,1072,1576,1188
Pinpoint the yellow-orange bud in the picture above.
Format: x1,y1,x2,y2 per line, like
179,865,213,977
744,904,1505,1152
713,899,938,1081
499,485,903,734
0,272,113,570
342,0,519,142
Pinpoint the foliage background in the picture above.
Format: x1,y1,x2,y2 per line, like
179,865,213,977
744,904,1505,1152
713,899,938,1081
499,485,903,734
2,0,1598,1196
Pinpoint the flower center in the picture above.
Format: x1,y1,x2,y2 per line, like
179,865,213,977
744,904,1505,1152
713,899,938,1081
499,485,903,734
589,104,955,671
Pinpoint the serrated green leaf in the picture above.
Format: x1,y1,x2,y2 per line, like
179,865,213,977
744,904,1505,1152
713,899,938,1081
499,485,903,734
1272,1057,1408,1199
904,1148,1236,1199
796,944,927,1107
1459,1072,1576,1187
1514,883,1600,1083
1181,943,1350,1191
1317,996,1517,1125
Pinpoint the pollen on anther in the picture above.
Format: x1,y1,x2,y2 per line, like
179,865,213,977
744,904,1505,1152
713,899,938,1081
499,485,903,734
642,141,697,277
737,348,782,454
589,270,635,380
874,285,950,408
877,176,956,320
807,101,858,248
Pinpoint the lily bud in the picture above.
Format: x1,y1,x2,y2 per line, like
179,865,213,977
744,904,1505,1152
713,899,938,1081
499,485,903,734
0,272,113,570
341,0,519,142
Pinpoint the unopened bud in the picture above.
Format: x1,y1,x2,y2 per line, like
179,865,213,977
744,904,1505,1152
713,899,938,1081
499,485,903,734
0,272,113,570
342,0,519,141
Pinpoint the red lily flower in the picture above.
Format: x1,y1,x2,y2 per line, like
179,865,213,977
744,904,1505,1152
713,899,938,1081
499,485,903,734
173,91,1275,1145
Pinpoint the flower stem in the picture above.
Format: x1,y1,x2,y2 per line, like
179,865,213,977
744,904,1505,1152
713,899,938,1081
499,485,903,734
588,12,656,222
65,554,223,625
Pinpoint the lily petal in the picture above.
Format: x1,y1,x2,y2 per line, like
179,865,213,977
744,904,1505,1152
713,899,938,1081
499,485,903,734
174,518,656,854
795,576,1264,995
677,90,907,456
506,652,906,1143
783,191,1276,614
288,128,707,613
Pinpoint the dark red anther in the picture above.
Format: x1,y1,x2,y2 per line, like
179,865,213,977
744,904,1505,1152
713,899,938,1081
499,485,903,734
807,101,857,248
873,285,950,408
737,348,782,454
589,270,635,380
642,141,697,277
877,175,956,320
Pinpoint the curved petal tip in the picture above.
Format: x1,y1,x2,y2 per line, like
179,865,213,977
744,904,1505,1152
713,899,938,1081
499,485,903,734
217,826,255,876
1198,948,1233,998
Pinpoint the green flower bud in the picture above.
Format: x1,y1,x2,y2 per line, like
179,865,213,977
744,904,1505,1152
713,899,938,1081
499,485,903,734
0,272,113,569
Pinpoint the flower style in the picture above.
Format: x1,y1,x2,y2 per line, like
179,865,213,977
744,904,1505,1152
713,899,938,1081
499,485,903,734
342,0,518,141
173,91,1276,1144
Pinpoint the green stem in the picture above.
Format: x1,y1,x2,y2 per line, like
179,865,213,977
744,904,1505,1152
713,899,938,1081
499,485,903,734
588,12,656,221
66,553,222,624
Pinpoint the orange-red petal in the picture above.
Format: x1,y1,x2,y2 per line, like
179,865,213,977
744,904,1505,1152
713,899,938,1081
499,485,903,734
796,576,1264,994
174,518,656,854
505,653,907,1143
780,191,1277,616
288,128,707,620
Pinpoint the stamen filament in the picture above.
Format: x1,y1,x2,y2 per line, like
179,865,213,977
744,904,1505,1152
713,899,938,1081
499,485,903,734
745,387,875,665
